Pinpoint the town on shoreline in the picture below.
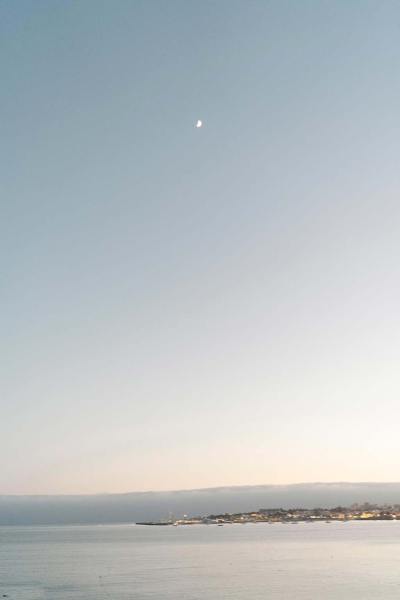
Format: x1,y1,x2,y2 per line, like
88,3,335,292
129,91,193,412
136,503,400,526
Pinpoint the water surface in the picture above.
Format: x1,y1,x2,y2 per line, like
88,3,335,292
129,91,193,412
1,521,400,599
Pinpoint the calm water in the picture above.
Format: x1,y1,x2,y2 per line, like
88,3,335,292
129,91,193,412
1,521,400,599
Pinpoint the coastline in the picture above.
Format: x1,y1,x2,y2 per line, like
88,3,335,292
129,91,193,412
137,504,400,526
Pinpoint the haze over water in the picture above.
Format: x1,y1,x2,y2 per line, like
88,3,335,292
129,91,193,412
1,522,400,600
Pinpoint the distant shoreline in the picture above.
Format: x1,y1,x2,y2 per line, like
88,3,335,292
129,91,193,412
137,504,400,526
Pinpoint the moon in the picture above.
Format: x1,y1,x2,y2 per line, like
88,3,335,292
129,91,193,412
195,120,203,128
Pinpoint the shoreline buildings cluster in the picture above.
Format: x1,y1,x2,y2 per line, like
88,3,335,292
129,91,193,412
137,503,400,526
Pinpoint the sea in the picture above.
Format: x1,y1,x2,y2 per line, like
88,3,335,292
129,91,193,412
1,521,400,599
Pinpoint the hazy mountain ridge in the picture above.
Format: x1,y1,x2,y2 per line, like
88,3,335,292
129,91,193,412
1,482,400,525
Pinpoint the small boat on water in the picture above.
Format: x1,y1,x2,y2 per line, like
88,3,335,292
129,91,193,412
136,521,173,526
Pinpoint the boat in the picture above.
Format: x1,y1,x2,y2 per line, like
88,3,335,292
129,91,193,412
135,521,173,526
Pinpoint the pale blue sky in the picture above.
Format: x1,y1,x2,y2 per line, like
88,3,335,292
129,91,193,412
1,1,400,493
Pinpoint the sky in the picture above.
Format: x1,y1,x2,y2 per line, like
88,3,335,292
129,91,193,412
1,0,400,495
